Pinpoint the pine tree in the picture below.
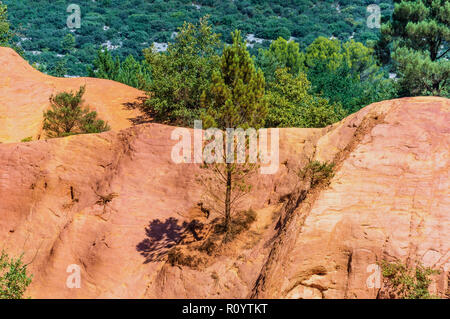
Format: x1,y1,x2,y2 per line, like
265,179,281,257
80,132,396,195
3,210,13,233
88,49,151,90
200,31,267,239
379,0,449,96
115,54,152,90
61,33,76,54
43,86,110,138
52,58,68,77
0,3,12,46
256,37,305,83
88,48,121,81
202,31,267,130
305,37,395,113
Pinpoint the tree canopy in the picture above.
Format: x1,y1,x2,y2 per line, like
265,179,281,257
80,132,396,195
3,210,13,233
256,37,305,82
265,68,346,128
88,48,151,90
3,0,393,76
305,36,395,113
144,16,222,126
378,0,449,96
0,4,12,46
43,86,110,138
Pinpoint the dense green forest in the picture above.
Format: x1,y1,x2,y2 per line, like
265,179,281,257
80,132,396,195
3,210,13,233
3,0,393,76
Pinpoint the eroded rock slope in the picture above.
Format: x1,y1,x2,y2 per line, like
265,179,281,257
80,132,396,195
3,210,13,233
0,47,146,143
0,62,448,300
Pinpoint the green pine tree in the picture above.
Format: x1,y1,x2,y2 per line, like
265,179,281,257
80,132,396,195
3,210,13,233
305,36,395,113
43,86,110,138
200,30,267,238
52,58,68,77
61,33,76,54
88,48,151,90
116,54,152,90
88,48,121,81
256,37,305,83
0,3,13,46
380,0,449,96
202,30,267,130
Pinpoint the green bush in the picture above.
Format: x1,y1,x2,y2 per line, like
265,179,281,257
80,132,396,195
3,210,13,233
265,68,347,128
300,160,335,188
380,260,440,299
144,16,222,126
0,250,33,299
43,85,110,138
20,137,32,142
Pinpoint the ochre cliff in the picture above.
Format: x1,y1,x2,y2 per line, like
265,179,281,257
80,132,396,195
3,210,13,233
0,93,448,298
0,47,449,298
0,47,145,143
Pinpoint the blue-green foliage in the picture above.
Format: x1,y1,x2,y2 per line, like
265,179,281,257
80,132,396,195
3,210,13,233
3,0,392,76
88,48,151,90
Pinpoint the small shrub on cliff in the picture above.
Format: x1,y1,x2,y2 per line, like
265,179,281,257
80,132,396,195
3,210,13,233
43,85,110,138
211,209,257,243
0,250,33,299
20,137,33,142
299,160,335,188
167,248,204,268
380,260,440,299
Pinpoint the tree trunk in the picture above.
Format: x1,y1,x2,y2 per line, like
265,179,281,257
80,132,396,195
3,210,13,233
224,163,232,234
430,42,438,62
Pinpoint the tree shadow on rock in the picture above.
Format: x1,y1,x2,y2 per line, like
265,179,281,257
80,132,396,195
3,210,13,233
136,217,205,264
123,96,154,125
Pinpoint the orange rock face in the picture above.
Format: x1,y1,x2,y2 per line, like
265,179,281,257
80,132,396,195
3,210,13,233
0,47,145,143
0,49,449,299
254,97,450,299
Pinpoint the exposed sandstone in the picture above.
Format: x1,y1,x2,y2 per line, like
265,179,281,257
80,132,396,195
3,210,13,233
0,49,448,298
0,47,146,143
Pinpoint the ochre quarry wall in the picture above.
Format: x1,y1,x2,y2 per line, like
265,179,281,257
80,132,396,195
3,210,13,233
0,47,448,298
0,47,146,143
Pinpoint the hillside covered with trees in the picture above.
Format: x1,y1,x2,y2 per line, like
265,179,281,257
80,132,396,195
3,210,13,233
3,0,393,76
